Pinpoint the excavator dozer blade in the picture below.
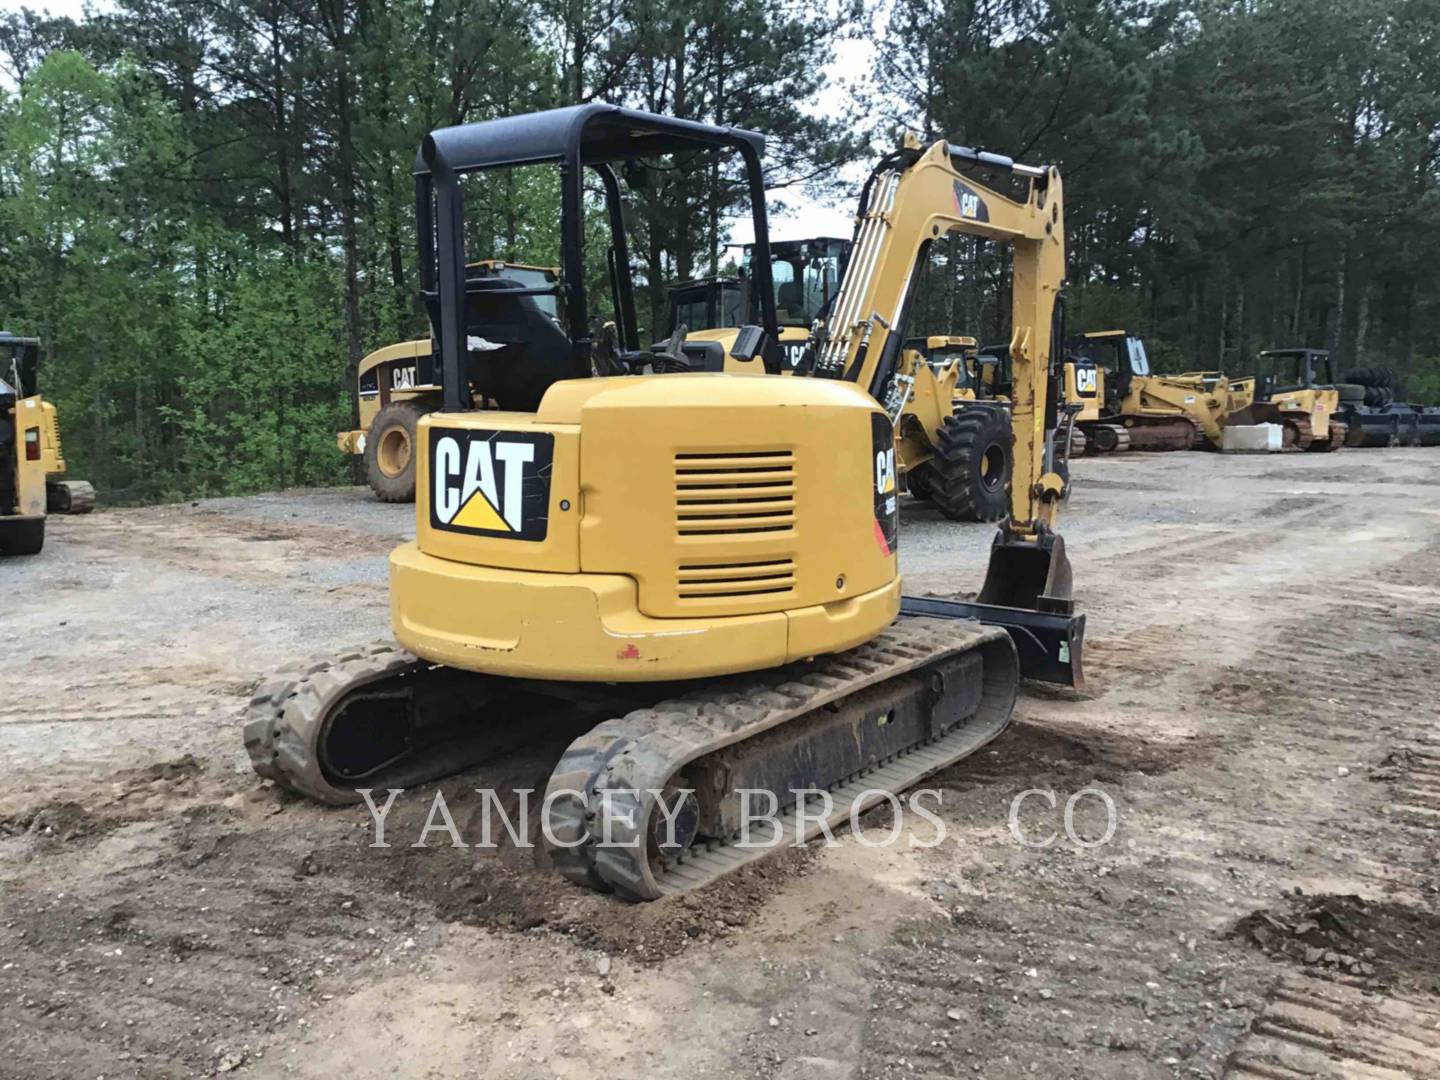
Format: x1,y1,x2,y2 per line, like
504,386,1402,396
900,530,1085,688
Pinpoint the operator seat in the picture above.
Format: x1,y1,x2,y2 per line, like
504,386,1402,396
457,278,580,412
776,281,802,322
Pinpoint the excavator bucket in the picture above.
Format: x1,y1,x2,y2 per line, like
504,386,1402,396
901,531,1085,688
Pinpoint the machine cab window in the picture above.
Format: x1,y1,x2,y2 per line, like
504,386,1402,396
1126,336,1150,376
1254,348,1333,394
741,237,849,327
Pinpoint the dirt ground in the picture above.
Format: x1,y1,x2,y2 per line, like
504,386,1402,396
3,448,1439,1080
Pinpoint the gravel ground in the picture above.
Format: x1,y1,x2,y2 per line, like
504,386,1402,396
2,448,1439,1079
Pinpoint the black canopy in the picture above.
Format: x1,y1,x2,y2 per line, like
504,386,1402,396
0,331,41,395
416,104,781,408
416,103,765,176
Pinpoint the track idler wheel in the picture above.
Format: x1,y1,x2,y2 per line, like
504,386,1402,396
1086,424,1130,454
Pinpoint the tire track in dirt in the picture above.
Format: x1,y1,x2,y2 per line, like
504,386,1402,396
856,486,1440,1077
1226,975,1440,1078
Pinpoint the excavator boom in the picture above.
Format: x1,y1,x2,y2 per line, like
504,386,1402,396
811,139,1082,685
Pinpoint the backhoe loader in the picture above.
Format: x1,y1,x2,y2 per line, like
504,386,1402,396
338,262,560,501
681,210,1039,522
671,236,849,372
1227,348,1343,451
1067,330,1229,451
0,332,95,555
245,106,1083,901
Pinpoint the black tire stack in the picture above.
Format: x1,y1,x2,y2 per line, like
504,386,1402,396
1342,366,1397,407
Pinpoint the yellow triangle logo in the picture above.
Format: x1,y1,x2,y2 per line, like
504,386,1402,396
451,488,511,532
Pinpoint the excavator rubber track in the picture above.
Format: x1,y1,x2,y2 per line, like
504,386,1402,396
243,619,1018,901
544,618,1017,901
243,641,511,805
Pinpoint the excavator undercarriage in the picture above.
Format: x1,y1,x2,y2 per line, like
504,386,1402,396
246,619,1018,901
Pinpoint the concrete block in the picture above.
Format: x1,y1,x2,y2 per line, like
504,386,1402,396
1222,423,1283,452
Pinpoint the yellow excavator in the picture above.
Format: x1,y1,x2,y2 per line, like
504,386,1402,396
1066,330,1230,451
337,262,561,501
245,106,1083,900
0,332,95,555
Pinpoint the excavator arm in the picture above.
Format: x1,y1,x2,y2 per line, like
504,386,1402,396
811,137,1083,685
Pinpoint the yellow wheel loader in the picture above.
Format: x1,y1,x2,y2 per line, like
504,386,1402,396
1226,348,1343,451
337,262,560,501
892,334,1016,520
245,106,1084,901
1067,330,1230,451
0,332,95,556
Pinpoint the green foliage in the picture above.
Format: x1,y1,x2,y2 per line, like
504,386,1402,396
873,0,1440,379
171,251,350,496
1408,356,1440,406
0,0,857,502
2,0,1439,506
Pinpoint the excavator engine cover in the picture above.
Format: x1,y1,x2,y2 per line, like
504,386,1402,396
390,373,902,682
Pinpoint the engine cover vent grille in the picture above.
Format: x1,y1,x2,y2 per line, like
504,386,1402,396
676,558,797,601
673,450,796,537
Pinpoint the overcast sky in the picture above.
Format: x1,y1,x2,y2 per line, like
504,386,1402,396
3,0,95,17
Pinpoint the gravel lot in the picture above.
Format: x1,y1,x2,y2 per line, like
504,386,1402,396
3,448,1439,1079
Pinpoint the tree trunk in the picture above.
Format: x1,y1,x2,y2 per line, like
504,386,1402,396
335,50,365,427
1329,243,1347,354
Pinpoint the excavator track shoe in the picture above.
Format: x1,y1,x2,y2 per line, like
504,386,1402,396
544,618,1017,901
243,642,505,804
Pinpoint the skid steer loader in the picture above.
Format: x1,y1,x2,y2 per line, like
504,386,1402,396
338,262,560,501
245,105,1084,901
1067,330,1230,451
0,332,95,556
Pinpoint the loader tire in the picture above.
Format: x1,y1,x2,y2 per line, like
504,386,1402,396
364,401,431,503
905,466,933,502
922,406,1012,523
0,517,44,556
1337,383,1365,404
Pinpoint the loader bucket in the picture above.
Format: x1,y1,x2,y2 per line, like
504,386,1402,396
899,530,1085,688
